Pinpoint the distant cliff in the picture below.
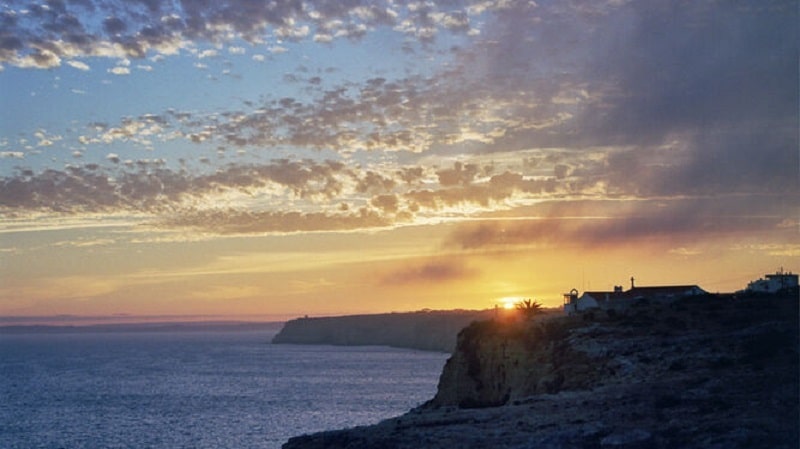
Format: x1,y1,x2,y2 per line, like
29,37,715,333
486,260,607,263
272,309,497,352
284,293,799,448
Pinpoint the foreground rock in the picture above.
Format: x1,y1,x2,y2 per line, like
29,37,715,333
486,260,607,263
284,294,799,448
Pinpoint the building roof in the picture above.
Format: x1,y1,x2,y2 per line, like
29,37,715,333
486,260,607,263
582,285,705,301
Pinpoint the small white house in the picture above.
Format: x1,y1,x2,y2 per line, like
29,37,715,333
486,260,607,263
563,288,599,314
745,269,798,294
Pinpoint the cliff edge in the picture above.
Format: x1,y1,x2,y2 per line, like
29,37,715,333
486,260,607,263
284,294,799,448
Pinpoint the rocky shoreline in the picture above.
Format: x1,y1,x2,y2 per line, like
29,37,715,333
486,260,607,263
284,294,799,448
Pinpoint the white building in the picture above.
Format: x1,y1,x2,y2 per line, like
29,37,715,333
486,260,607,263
745,269,798,294
563,288,600,314
563,279,707,315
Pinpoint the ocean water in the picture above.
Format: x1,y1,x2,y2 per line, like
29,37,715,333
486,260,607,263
0,329,450,449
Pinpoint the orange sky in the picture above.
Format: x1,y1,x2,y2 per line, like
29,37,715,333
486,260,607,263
1,206,795,322
0,0,797,323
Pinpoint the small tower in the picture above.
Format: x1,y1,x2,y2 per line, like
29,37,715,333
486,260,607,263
563,288,579,305
630,276,635,289
563,288,580,315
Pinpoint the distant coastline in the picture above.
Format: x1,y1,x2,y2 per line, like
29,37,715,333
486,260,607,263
272,309,542,352
0,320,285,334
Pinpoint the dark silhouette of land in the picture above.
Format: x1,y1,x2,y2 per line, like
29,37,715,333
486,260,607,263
272,309,508,352
284,291,799,448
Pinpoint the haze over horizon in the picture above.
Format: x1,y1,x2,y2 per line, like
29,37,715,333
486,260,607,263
1,0,797,321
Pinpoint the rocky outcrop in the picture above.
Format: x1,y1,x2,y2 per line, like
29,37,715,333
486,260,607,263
429,314,604,408
429,294,798,410
272,309,496,352
284,294,799,448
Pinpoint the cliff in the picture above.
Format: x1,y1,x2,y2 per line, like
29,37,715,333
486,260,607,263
272,309,497,352
283,294,799,448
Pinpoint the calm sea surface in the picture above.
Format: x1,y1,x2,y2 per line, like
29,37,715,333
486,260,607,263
0,329,450,449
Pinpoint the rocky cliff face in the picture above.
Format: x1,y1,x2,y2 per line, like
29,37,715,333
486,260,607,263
429,294,798,409
430,314,604,407
284,294,799,449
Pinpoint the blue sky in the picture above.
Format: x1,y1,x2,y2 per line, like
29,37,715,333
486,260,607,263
0,0,797,321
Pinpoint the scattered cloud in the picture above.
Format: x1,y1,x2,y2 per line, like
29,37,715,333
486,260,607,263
0,0,489,70
108,66,130,75
160,208,392,234
66,60,90,71
668,247,702,257
0,1,795,245
197,49,218,59
730,243,800,258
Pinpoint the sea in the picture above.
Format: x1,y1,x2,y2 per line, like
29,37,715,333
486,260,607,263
0,327,450,449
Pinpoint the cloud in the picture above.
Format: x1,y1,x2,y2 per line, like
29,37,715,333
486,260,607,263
356,171,397,194
108,66,130,75
445,195,799,251
197,49,218,59
437,162,480,187
0,1,490,69
2,1,794,246
561,0,798,196
66,60,90,71
371,194,400,213
0,153,558,233
381,259,477,285
85,70,528,155
0,159,353,215
33,130,61,147
668,247,702,257
161,208,392,234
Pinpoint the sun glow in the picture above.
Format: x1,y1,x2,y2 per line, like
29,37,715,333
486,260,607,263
500,297,521,310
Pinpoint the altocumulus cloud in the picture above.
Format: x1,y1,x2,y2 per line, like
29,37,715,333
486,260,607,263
0,155,580,234
1,0,795,243
55,0,795,203
0,0,502,69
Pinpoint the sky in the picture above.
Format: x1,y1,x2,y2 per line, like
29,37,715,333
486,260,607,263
0,0,797,322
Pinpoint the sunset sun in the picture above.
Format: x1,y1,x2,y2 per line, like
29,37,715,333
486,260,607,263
501,298,520,310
